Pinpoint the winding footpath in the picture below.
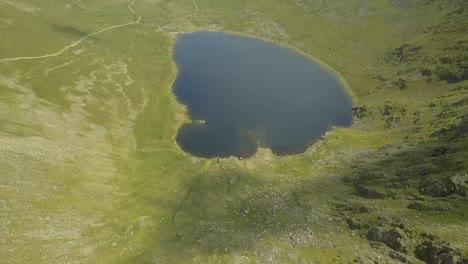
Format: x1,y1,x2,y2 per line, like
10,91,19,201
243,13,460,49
192,0,199,15
0,0,198,63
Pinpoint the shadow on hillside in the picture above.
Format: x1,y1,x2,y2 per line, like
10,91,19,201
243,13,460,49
142,122,467,262
344,117,468,202
142,167,351,262
50,24,100,40
122,116,468,263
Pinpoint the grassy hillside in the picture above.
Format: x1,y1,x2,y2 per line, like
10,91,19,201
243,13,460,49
0,0,466,263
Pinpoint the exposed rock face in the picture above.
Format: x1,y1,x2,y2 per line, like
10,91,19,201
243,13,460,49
345,217,369,230
432,115,468,139
388,250,409,263
352,105,370,118
415,241,468,264
419,175,468,197
366,227,406,252
385,43,422,64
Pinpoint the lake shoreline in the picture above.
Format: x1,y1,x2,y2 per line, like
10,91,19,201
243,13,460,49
169,31,353,159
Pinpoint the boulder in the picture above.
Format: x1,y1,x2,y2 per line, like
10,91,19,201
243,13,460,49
345,217,369,230
366,227,407,252
388,250,409,263
415,241,467,264
419,175,467,197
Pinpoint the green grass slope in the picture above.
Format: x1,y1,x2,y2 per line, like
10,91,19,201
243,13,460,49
0,0,466,263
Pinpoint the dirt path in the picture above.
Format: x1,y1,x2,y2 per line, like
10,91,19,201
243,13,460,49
0,1,142,63
0,0,199,63
192,0,199,15
128,1,142,23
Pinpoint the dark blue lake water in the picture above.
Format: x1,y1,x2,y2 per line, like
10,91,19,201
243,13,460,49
172,31,353,158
